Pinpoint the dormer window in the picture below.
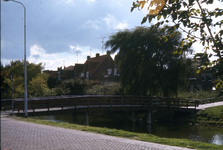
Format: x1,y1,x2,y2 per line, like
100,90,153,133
107,69,112,75
80,73,85,77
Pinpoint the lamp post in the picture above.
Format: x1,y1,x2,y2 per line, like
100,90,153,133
3,0,28,117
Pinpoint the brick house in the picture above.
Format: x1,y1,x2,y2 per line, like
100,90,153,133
80,51,119,80
189,53,214,91
44,51,119,81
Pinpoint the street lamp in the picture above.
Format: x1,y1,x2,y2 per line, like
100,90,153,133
3,0,28,117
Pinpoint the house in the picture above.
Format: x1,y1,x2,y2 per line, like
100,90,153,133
74,64,85,78
44,66,75,81
80,51,119,80
43,51,119,81
189,53,214,91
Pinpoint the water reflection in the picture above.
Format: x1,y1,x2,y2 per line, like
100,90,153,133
31,113,223,145
211,135,223,145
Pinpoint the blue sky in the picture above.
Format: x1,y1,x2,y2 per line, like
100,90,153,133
1,0,222,70
1,0,147,70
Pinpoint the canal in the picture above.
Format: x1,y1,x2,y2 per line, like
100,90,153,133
30,112,223,145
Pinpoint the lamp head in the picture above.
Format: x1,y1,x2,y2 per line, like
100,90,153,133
2,0,11,1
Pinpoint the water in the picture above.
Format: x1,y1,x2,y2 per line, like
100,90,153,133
30,112,223,145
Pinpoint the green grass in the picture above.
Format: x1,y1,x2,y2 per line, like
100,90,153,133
12,116,223,150
177,90,220,99
196,105,223,125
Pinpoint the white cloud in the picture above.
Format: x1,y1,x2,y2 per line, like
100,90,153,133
103,14,117,28
26,44,104,70
88,0,95,2
103,13,128,29
83,13,128,30
116,22,128,30
1,58,12,67
83,20,102,30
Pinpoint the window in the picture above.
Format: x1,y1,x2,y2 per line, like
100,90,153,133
201,75,205,81
107,69,112,75
208,75,212,81
86,71,89,79
114,68,117,76
57,71,61,80
80,73,85,77
196,85,202,91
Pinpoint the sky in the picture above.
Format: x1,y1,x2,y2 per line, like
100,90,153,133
1,0,222,71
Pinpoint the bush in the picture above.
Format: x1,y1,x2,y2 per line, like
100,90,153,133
177,90,220,99
85,82,122,95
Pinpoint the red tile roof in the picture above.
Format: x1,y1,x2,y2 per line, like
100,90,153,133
82,55,108,77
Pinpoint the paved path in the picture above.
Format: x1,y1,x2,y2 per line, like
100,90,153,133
196,101,223,110
1,114,191,150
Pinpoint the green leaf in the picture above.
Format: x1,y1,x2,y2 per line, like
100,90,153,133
141,16,147,24
196,69,201,74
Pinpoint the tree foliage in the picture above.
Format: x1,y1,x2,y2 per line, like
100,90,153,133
131,0,223,94
105,26,193,97
1,60,49,98
131,0,223,90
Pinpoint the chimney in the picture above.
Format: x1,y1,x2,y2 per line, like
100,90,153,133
107,50,111,56
96,53,100,58
87,56,90,60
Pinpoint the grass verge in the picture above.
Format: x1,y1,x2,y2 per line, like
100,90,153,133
196,105,223,126
12,116,222,150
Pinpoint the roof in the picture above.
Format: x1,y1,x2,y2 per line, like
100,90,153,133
61,70,73,79
82,54,109,77
64,65,74,70
43,70,57,78
74,64,85,73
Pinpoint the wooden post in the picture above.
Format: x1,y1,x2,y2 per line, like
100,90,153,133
32,101,35,115
141,96,143,110
147,125,151,134
85,111,89,126
61,99,63,114
110,97,112,111
147,110,151,125
187,100,188,109
132,112,136,123
99,98,101,111
47,100,49,115
74,99,77,113
87,98,89,111
121,96,123,111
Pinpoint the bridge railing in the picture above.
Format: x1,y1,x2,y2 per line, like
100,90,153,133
11,95,200,114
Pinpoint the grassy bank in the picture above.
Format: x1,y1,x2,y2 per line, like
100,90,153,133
13,116,222,150
196,105,223,126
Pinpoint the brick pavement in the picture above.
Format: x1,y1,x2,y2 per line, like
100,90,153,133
1,114,192,150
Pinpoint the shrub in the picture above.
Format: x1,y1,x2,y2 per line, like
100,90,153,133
85,82,122,95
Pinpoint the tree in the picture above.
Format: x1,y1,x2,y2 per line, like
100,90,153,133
131,0,223,91
1,60,47,98
105,26,193,97
28,73,50,97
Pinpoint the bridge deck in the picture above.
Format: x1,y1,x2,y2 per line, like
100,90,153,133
2,95,200,114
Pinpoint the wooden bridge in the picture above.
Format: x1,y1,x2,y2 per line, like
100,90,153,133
1,95,199,113
4,95,221,125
